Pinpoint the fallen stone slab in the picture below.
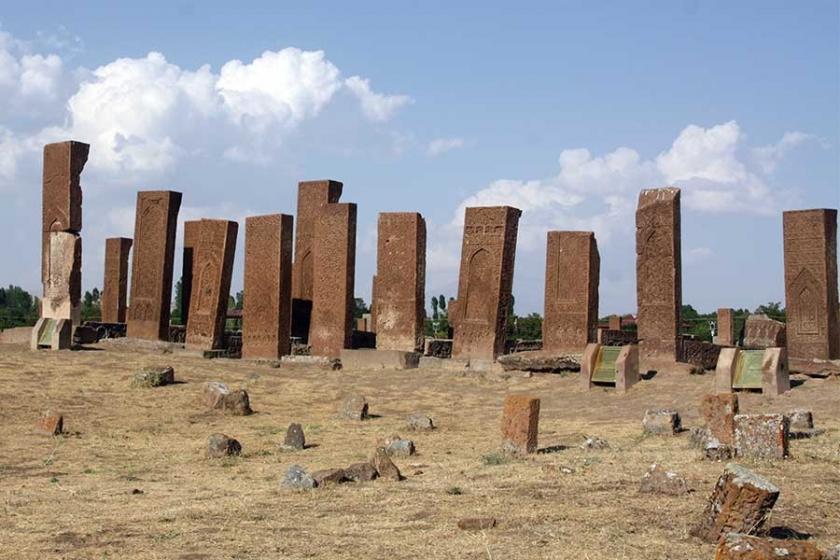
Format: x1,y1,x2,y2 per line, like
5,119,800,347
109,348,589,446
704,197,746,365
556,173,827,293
788,356,840,377
35,412,63,436
370,447,402,481
340,349,420,370
734,414,789,459
715,533,823,560
639,463,689,495
496,351,580,373
132,366,175,387
691,463,780,543
642,409,682,435
457,517,497,530
280,355,341,371
282,423,305,450
207,433,241,458
311,468,347,486
344,462,378,482
339,395,369,420
282,465,316,490
406,413,435,431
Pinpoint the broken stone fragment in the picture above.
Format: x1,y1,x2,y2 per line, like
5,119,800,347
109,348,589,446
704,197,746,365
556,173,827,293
406,413,435,431
282,465,316,490
700,393,739,445
639,463,689,495
311,468,347,486
206,433,241,458
36,412,63,436
343,462,378,482
714,533,823,559
734,414,789,459
339,394,369,420
642,409,682,435
132,366,175,387
370,447,402,481
580,436,610,450
382,434,416,457
202,382,253,416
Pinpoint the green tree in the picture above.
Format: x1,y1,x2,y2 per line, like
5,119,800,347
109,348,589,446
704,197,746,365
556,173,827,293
171,278,184,325
81,288,101,322
354,297,369,319
431,296,439,320
0,285,40,329
515,313,542,340
438,295,446,313
234,290,244,310
754,301,785,321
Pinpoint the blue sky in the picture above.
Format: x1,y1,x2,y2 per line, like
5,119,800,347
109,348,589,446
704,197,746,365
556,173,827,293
1,1,838,315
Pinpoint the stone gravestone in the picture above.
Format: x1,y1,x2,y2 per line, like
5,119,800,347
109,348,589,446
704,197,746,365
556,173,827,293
581,343,639,393
451,206,521,360
181,220,201,329
714,308,736,346
743,314,786,349
32,141,89,350
291,180,343,342
543,231,599,353
101,237,133,323
242,214,293,359
375,212,426,352
714,347,790,396
608,315,622,331
783,209,840,360
185,219,238,350
501,395,540,454
127,191,182,341
309,203,357,358
635,187,682,361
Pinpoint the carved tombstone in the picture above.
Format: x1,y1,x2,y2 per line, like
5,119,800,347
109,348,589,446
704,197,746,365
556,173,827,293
715,308,736,346
242,214,294,359
291,180,343,342
375,212,426,352
635,187,682,361
543,231,599,353
185,219,238,350
181,220,201,328
309,203,357,358
101,237,133,323
783,209,840,360
451,206,521,360
127,191,182,341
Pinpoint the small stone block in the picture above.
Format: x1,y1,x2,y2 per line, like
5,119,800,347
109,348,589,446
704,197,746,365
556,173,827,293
207,433,241,458
344,462,379,482
639,464,689,495
283,423,305,450
734,414,789,459
132,366,175,387
282,465,316,490
36,413,63,436
370,447,402,481
311,468,347,486
642,409,681,435
340,395,369,420
406,413,435,431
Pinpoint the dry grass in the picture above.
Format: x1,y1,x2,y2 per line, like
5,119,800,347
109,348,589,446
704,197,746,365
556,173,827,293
0,342,838,559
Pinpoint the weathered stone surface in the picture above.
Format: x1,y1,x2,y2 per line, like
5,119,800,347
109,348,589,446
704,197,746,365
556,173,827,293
242,214,293,359
681,339,723,370
581,343,639,392
500,395,540,454
701,393,739,446
691,463,780,543
497,351,580,373
451,206,521,360
202,382,253,416
207,433,241,458
279,354,342,370
382,434,416,457
39,230,82,327
744,314,786,349
761,347,790,396
704,438,735,462
787,409,814,433
312,468,347,486
457,517,497,531
424,338,453,358
581,436,610,450
181,220,201,329
132,366,175,387
369,275,378,334
339,395,369,420
642,409,681,435
608,315,622,330
0,326,32,344
127,191,182,341
543,231,599,353
344,462,379,482
282,464,316,490
734,414,789,459
340,349,420,370
185,219,238,350
36,412,63,436
406,413,435,431
715,308,736,346
375,212,426,352
825,545,840,560
283,423,305,450
101,237,133,323
784,209,840,360
639,464,689,495
370,447,402,481
714,533,823,560
635,187,681,361
310,202,356,358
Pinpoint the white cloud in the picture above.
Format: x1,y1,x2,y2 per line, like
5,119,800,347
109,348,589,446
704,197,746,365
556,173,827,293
427,137,464,156
686,246,714,264
344,75,413,122
656,121,746,184
751,131,814,174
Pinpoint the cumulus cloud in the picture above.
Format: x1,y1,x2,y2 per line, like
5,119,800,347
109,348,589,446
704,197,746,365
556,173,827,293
427,137,464,156
344,75,413,122
751,131,814,174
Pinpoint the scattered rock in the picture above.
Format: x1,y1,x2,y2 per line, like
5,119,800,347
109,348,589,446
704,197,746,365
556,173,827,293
825,545,840,560
497,351,580,373
689,426,711,449
132,366,175,387
282,423,305,450
370,447,402,481
457,517,497,530
734,414,789,459
715,533,823,560
202,382,253,415
383,435,416,457
639,463,689,495
282,465,316,490
704,437,735,461
340,395,369,420
642,409,682,435
311,468,347,486
581,436,610,450
691,463,780,543
786,409,823,439
130,488,144,495
203,381,230,408
406,413,435,431
206,433,242,458
344,462,378,482
35,412,63,436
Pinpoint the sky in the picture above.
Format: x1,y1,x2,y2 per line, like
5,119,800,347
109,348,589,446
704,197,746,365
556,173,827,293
1,1,838,316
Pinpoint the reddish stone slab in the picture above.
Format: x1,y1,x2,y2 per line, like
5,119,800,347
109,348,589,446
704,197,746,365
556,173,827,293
185,219,238,350
501,394,540,454
636,187,682,361
292,179,342,302
181,220,201,328
701,393,739,446
451,206,521,360
744,314,786,349
101,237,133,323
783,209,840,360
375,212,426,352
608,315,622,330
127,191,182,340
716,308,736,346
543,231,599,353
310,203,357,358
715,533,823,560
242,214,293,359
41,231,82,323
734,414,789,459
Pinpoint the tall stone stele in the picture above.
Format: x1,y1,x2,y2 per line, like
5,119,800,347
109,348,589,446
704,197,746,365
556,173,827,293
185,219,238,350
126,190,182,341
635,187,682,361
375,212,426,352
542,231,599,353
101,237,133,323
242,214,294,359
451,206,521,361
31,141,89,350
180,220,201,329
783,209,840,360
714,308,736,346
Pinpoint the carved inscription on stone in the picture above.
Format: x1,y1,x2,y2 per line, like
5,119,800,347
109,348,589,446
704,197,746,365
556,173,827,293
101,237,133,323
543,231,599,353
181,220,201,329
635,187,682,360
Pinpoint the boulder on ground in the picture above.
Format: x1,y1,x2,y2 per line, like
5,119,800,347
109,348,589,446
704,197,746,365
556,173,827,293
370,447,402,481
36,412,63,436
382,434,416,457
282,423,306,450
132,366,175,387
207,433,241,458
340,395,369,420
344,462,379,482
406,413,435,431
202,382,253,415
639,464,689,495
282,465,316,490
642,409,682,435
311,468,347,486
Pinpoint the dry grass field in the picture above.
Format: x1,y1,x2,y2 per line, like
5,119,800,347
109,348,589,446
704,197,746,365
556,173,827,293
1,341,838,559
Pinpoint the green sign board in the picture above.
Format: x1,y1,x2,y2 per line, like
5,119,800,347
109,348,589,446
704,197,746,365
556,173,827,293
592,346,621,383
732,349,764,390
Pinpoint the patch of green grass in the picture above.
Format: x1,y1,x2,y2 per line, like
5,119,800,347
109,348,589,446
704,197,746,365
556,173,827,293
49,476,59,483
445,486,464,495
481,452,511,466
